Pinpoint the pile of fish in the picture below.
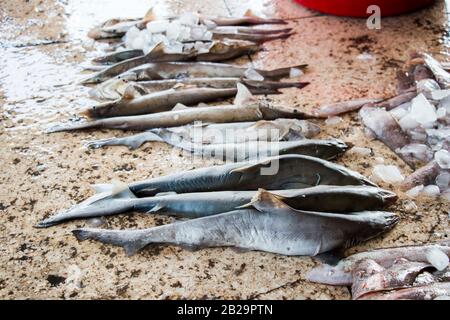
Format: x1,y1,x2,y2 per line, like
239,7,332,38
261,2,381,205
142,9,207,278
307,242,450,300
41,9,419,299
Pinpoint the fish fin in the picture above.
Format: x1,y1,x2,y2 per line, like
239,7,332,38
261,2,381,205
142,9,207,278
230,158,273,174
142,7,155,23
243,9,258,18
154,191,177,196
315,250,345,266
92,183,114,194
172,103,190,111
249,188,290,213
72,228,147,256
234,83,257,107
145,41,165,57
146,203,165,213
121,84,141,100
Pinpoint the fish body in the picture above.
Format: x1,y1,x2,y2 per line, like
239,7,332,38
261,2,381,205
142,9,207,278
72,190,397,256
90,78,308,101
47,103,313,132
212,31,294,43
126,154,377,196
36,185,397,228
422,53,450,88
82,41,261,84
86,87,272,118
150,133,348,161
306,242,450,286
114,62,307,82
84,119,320,150
400,161,440,191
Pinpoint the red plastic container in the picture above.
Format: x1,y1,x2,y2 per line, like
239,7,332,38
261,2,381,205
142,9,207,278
295,0,435,17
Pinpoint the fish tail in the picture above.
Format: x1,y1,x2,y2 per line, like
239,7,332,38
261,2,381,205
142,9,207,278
35,182,136,228
72,228,150,256
46,120,103,133
84,131,162,150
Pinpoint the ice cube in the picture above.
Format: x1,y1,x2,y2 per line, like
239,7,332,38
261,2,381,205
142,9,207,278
152,33,166,44
356,52,374,61
417,79,440,98
372,165,404,183
289,68,304,78
203,31,213,40
390,103,410,120
436,171,450,190
131,34,146,50
437,107,447,119
166,21,182,40
349,147,372,156
244,68,264,81
146,20,170,34
203,19,217,29
435,149,450,169
179,12,199,26
398,113,420,131
123,26,141,48
410,93,437,125
421,185,441,197
165,42,184,53
325,116,342,126
426,248,449,271
396,144,433,163
405,185,424,198
190,26,206,40
431,89,450,100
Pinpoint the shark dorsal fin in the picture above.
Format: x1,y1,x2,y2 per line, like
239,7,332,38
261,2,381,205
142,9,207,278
143,8,155,23
234,82,256,107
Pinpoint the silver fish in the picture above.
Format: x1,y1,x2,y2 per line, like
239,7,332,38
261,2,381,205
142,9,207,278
90,78,308,101
306,242,450,286
36,185,397,228
72,189,398,256
84,119,320,150
46,102,313,133
114,62,308,82
137,134,348,161
82,41,260,84
120,154,377,197
85,85,286,118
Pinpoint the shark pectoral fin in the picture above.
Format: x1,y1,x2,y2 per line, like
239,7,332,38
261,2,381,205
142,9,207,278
146,203,165,213
315,249,346,266
154,191,177,196
230,158,273,174
172,103,190,111
92,183,114,194
234,82,257,107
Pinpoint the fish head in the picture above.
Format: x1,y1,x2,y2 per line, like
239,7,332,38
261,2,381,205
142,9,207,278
363,211,400,232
